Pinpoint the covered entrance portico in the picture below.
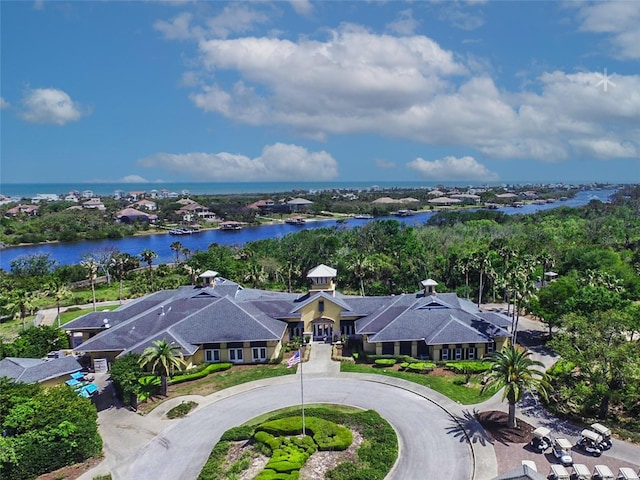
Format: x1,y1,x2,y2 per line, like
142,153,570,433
311,317,334,341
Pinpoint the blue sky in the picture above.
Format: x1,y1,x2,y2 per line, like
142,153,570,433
1,0,639,185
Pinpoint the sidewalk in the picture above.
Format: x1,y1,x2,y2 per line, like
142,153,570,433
296,341,340,375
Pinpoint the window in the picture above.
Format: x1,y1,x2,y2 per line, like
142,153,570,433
486,341,494,355
455,347,463,360
318,300,324,312
441,348,449,360
204,349,220,363
252,347,267,362
468,347,476,360
228,348,244,363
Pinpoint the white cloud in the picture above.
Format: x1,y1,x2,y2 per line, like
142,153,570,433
137,143,339,181
0,97,10,109
120,175,149,183
375,159,397,169
169,22,639,163
20,88,85,125
438,3,485,31
576,1,640,60
289,0,313,16
407,156,499,181
154,12,194,40
386,9,419,36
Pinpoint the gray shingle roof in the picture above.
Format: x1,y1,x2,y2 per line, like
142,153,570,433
67,274,510,356
0,356,82,384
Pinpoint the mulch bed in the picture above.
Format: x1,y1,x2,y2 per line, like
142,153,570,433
476,410,535,444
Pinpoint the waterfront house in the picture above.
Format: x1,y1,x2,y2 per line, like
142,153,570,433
175,202,217,222
286,197,314,212
428,196,462,207
64,265,510,371
116,207,158,223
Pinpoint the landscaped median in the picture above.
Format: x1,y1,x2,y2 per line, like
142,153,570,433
341,356,494,405
197,406,397,480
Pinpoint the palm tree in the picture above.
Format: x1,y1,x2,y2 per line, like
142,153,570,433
138,339,187,396
47,280,71,328
80,258,99,312
111,253,134,304
5,289,38,330
482,345,549,428
140,249,158,289
170,241,184,265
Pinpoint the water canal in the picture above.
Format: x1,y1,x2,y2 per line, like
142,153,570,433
0,189,615,271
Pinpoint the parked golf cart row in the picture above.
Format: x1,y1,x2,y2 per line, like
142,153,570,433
546,463,640,480
531,423,614,463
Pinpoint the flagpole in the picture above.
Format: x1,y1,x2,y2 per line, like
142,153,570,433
300,347,306,436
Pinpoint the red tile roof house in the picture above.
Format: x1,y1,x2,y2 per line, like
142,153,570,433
63,265,511,371
4,204,40,217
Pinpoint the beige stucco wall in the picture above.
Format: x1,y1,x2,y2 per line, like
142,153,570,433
299,298,342,332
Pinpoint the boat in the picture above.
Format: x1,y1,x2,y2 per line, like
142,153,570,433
285,216,306,225
394,209,415,217
169,228,194,235
354,214,374,219
220,221,243,231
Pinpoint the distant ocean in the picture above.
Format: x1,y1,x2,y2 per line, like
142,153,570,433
1,180,559,199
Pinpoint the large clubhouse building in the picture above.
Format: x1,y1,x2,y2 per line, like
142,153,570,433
64,265,511,369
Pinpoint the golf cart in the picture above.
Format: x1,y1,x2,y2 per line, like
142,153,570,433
551,438,573,466
548,464,570,480
590,423,613,450
617,467,640,480
575,429,603,456
593,465,615,480
530,426,552,452
572,463,591,480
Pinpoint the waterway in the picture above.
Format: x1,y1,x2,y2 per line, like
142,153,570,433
0,189,615,271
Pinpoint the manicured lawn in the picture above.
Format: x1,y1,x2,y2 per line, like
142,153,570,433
138,364,296,414
341,363,493,404
58,306,118,325
0,315,36,340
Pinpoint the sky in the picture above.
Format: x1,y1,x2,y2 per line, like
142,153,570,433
1,1,639,186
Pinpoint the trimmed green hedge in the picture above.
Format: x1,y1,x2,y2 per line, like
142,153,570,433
445,361,491,374
168,362,233,385
399,362,436,373
257,416,353,451
199,407,396,480
374,359,396,367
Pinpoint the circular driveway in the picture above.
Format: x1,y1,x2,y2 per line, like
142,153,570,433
116,376,473,480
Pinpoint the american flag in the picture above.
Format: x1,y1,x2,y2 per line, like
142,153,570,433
287,349,301,368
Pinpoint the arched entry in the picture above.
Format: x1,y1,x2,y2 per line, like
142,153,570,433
311,317,334,341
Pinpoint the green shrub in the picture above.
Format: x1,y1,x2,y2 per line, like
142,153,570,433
166,401,197,419
373,359,396,367
445,361,491,374
220,425,254,441
168,362,232,385
255,431,281,451
404,362,435,373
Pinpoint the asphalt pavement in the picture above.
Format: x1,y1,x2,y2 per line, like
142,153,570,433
76,308,640,480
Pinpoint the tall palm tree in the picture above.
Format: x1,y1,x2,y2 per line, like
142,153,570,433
111,253,134,304
170,241,184,265
80,258,98,312
138,339,187,396
482,345,549,428
47,280,71,328
140,249,158,289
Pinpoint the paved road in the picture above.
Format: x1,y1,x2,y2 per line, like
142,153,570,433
115,375,475,480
